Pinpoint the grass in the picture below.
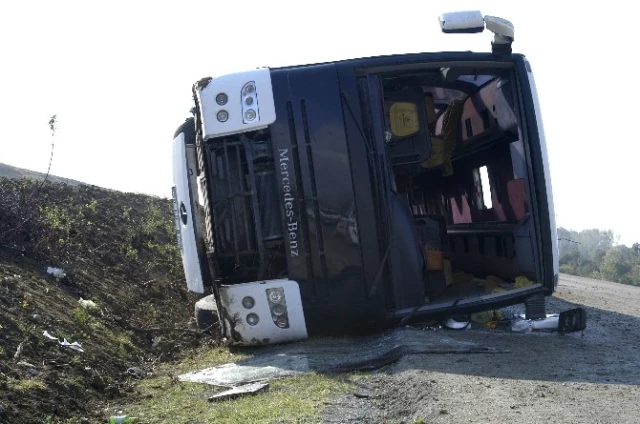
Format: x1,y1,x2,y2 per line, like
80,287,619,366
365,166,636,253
125,346,353,424
172,346,244,374
115,333,140,359
7,377,47,392
63,375,85,391
95,323,140,360
132,374,350,424
72,306,90,325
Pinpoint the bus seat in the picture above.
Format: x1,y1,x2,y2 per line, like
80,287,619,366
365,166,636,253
384,88,432,168
421,99,464,175
414,215,448,297
507,178,528,220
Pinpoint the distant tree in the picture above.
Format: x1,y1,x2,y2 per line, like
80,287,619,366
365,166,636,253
559,249,578,267
593,249,607,272
557,227,639,285
579,229,616,257
601,245,635,285
557,227,579,258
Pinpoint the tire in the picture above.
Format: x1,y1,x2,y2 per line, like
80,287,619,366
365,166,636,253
195,294,219,330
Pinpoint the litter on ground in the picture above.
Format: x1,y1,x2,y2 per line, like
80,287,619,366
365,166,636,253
46,267,66,278
43,330,84,352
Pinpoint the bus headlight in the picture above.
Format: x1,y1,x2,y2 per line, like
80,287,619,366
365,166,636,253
217,110,229,122
242,296,255,309
275,316,289,328
243,83,255,95
272,304,286,316
244,109,256,121
266,287,290,329
246,313,259,326
267,288,284,304
242,82,259,124
215,93,228,105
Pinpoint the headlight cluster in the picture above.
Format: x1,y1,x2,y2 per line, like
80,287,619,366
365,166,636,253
216,81,258,124
213,81,259,125
266,287,289,329
241,288,289,329
241,82,258,124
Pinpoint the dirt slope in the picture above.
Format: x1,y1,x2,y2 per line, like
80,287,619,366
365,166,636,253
323,274,640,423
0,178,206,424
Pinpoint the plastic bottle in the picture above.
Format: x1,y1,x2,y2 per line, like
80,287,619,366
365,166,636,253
510,318,533,333
511,315,559,333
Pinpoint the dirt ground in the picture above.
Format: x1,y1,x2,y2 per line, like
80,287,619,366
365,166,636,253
0,178,208,424
323,274,640,424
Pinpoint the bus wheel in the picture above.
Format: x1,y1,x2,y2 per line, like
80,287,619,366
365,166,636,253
195,294,219,330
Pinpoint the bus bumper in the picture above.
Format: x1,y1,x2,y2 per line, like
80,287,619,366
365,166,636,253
218,279,308,345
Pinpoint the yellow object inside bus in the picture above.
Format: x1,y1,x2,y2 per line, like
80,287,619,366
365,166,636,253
389,102,420,137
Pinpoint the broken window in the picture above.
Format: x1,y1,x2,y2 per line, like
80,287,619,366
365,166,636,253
473,166,493,210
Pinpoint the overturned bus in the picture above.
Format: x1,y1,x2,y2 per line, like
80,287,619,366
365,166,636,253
171,11,559,345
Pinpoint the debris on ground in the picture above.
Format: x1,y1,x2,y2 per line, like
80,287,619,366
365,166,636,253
208,382,270,402
46,266,66,279
442,317,471,330
411,303,585,335
511,315,559,333
510,307,587,334
13,342,23,359
126,367,147,379
178,328,509,386
109,414,138,423
43,330,85,352
78,297,98,309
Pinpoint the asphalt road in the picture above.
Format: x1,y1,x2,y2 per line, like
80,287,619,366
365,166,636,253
323,274,640,424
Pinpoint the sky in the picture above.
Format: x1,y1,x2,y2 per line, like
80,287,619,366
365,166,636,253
1,1,638,246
